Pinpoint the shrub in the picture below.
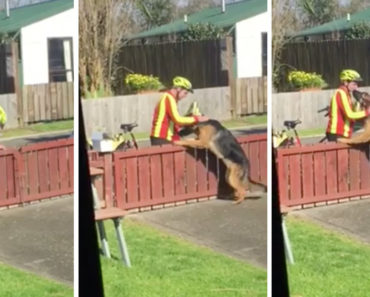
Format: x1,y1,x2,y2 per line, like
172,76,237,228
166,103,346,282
345,22,370,40
124,74,163,93
287,70,327,90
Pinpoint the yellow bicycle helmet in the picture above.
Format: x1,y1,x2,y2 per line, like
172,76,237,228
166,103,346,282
339,69,363,82
173,76,193,93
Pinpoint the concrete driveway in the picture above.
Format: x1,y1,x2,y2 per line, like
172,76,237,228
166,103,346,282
0,196,74,286
130,195,267,269
291,199,370,245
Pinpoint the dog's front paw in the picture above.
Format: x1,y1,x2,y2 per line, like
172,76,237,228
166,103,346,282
337,137,349,144
173,140,186,146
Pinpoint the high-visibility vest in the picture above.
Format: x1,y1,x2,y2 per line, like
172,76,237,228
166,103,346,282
151,92,198,141
0,106,7,125
326,86,368,138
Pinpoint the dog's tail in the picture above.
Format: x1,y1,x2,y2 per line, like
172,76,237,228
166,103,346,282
239,164,267,192
248,178,267,192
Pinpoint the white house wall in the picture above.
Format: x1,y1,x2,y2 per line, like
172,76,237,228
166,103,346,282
20,8,75,85
235,12,268,78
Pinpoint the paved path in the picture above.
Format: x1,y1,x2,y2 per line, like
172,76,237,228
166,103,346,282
130,195,267,269
0,196,74,286
291,199,370,245
0,131,72,148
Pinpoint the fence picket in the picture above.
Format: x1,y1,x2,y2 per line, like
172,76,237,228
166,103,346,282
174,151,186,196
162,152,175,199
126,157,139,205
325,150,338,195
0,157,6,199
302,153,314,198
138,156,151,202
150,155,163,200
48,148,59,191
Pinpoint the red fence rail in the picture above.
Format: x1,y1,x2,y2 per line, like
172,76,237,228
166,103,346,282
89,134,267,211
277,143,370,208
0,138,74,207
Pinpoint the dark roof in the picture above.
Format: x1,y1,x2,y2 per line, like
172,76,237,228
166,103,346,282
0,0,73,35
131,0,267,39
295,7,370,37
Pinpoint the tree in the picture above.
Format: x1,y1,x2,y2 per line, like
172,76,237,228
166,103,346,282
272,0,301,90
79,0,137,98
297,0,339,27
181,23,225,41
345,22,370,39
336,0,370,18
174,0,218,18
135,0,175,30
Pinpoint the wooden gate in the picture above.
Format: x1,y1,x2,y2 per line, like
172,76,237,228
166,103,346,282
20,138,74,202
0,138,74,207
277,143,370,208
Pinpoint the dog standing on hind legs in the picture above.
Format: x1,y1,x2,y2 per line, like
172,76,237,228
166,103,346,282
174,120,266,204
338,90,370,144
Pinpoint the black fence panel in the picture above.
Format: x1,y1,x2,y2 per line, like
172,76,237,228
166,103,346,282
277,39,370,92
114,39,229,94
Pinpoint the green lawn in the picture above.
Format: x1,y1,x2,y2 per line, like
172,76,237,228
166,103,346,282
0,262,72,297
222,114,267,129
100,219,267,297
0,120,73,139
286,216,370,297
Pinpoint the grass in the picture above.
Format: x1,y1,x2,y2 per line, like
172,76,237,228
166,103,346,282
286,216,370,297
296,127,325,137
222,114,267,129
0,262,72,297
100,219,267,297
0,120,73,139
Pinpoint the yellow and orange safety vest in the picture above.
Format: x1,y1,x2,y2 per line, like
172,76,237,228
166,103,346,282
326,86,369,138
151,92,199,141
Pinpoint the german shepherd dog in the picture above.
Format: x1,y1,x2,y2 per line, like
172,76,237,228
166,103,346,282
175,120,266,204
338,90,370,144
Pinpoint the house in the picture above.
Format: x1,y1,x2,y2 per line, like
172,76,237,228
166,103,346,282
129,0,268,79
293,7,370,41
0,0,75,87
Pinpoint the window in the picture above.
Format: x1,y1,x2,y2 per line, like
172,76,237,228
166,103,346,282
262,32,267,77
48,38,73,82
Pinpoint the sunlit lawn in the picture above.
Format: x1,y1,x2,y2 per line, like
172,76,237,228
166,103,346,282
286,216,370,297
0,262,72,297
100,219,267,297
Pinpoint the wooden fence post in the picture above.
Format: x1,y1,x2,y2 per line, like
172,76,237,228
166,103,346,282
10,42,24,127
226,36,236,118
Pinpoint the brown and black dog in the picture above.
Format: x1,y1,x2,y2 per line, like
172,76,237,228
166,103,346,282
338,90,370,144
175,120,266,204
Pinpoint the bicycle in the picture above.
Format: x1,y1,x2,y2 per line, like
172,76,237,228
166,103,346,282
89,123,139,152
273,120,302,148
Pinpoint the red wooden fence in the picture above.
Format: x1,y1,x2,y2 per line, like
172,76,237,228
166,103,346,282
277,143,370,208
89,134,267,211
0,138,74,207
